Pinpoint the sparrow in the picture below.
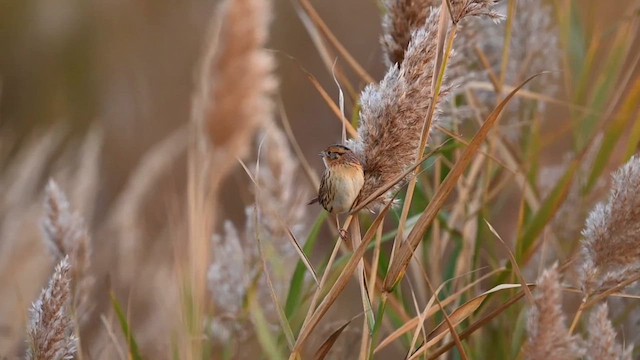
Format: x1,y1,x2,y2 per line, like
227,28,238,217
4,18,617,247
308,144,364,214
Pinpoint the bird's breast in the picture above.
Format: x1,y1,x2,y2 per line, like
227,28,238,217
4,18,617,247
328,165,364,213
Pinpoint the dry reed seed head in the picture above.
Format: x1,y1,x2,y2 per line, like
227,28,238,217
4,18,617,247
42,179,94,323
198,0,277,161
525,265,583,360
26,256,78,360
449,0,502,24
348,8,442,208
381,0,440,67
252,124,309,253
584,303,634,360
581,155,640,294
351,0,502,208
208,221,251,343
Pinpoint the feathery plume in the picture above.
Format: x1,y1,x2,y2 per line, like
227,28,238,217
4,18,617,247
208,123,309,346
350,0,499,207
381,0,439,67
208,221,250,343
581,155,640,294
525,266,582,360
192,0,277,164
42,180,94,323
449,0,501,24
26,256,78,360
584,303,633,360
189,0,276,353
251,123,309,258
348,7,444,207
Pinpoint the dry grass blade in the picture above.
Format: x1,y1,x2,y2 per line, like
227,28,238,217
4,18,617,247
277,97,320,188
291,1,356,99
100,314,127,360
409,284,528,359
304,70,358,138
350,220,375,335
238,159,319,286
420,268,469,360
313,317,356,360
293,0,374,83
384,72,547,291
427,290,528,360
252,202,296,350
376,268,504,353
484,219,533,303
291,204,392,356
331,61,347,145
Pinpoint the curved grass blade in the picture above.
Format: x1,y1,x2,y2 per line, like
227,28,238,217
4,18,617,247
313,317,356,360
110,291,143,360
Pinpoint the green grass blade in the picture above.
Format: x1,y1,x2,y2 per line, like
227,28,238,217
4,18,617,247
110,291,143,360
515,159,579,262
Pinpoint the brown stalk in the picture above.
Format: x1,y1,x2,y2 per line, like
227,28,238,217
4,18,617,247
293,0,374,84
291,2,357,99
277,97,320,189
304,71,358,139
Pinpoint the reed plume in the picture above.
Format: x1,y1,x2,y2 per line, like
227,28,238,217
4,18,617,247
208,221,250,343
381,0,439,67
349,0,499,207
581,155,640,294
188,0,276,353
26,256,78,360
584,303,633,360
525,266,582,360
208,123,308,346
42,180,94,324
193,0,277,168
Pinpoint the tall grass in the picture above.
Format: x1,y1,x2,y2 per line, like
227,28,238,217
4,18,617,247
2,0,640,359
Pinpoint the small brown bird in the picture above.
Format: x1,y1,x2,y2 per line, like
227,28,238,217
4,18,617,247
308,144,365,214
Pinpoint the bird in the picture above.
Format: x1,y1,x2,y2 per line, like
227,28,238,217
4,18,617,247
308,144,365,214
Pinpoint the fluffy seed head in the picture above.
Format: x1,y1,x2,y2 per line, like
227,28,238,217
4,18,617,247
525,266,583,360
26,256,78,360
580,155,640,294
584,303,634,360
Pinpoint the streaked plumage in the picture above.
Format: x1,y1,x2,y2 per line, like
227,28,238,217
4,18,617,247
308,145,364,214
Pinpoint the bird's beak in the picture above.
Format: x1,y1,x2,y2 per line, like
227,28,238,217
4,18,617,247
318,151,327,157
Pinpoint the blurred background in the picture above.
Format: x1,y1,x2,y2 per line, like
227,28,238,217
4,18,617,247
1,0,639,358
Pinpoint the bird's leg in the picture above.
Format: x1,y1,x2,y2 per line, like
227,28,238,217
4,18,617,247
336,215,349,242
